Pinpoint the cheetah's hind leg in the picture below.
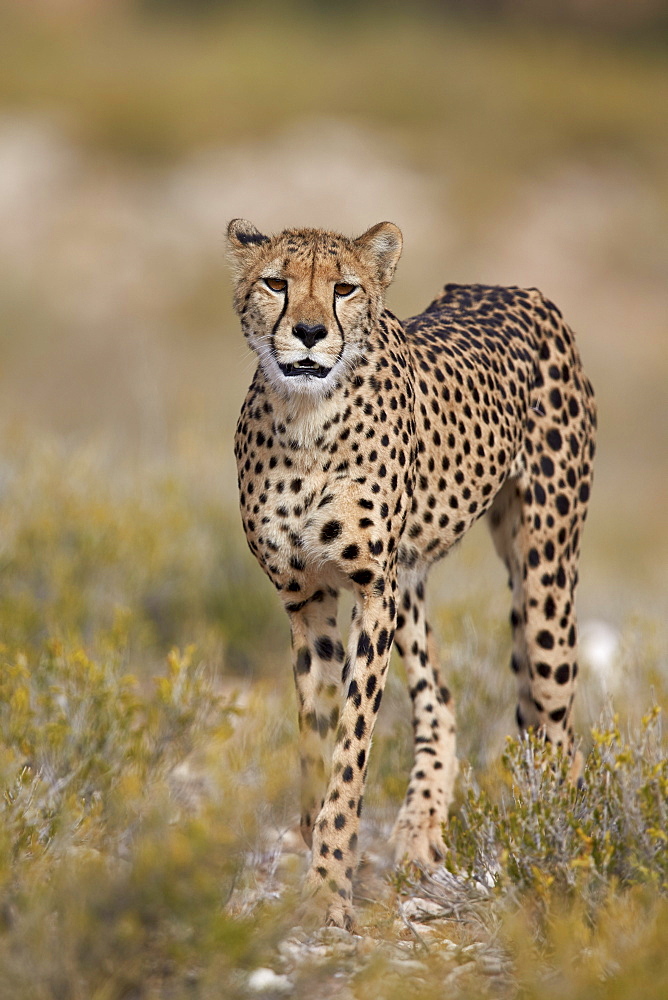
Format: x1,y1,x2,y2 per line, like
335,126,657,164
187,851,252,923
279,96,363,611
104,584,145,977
488,468,590,769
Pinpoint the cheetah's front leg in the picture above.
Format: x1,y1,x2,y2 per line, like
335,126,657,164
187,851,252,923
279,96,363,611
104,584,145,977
304,586,396,930
391,583,458,866
288,588,345,847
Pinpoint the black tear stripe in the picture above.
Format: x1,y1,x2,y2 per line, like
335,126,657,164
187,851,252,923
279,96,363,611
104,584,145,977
327,296,353,389
270,288,289,367
332,291,347,355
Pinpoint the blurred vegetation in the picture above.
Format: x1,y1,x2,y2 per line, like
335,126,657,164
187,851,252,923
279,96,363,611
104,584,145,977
0,0,666,995
0,434,285,676
0,643,301,999
0,635,666,997
2,2,667,194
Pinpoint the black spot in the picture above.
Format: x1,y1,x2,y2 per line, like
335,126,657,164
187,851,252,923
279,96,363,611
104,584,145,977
315,636,334,661
350,569,374,586
376,629,389,657
537,630,554,650
540,455,555,477
555,494,570,516
546,428,562,451
357,631,371,659
342,544,360,560
296,648,312,675
555,664,570,684
320,520,343,542
347,680,362,708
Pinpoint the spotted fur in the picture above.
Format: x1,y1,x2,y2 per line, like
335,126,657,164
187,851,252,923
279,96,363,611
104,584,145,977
229,219,596,929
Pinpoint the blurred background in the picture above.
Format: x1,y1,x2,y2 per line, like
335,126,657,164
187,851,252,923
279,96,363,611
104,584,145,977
0,0,666,747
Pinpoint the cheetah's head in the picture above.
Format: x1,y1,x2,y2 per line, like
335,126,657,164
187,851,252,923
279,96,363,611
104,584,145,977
227,220,402,397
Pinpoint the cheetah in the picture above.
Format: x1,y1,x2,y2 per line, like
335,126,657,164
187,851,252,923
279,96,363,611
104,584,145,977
229,219,596,930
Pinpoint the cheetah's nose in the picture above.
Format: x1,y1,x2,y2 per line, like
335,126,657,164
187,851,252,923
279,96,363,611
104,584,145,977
292,323,328,350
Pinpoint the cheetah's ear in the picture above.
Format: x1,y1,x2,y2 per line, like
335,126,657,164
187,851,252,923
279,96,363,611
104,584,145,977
354,221,403,288
227,219,270,268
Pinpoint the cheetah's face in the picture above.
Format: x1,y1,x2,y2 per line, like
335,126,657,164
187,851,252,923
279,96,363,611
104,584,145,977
227,221,402,397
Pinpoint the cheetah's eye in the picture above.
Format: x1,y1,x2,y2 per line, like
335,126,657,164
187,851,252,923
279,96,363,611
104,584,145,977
334,282,357,297
263,277,287,293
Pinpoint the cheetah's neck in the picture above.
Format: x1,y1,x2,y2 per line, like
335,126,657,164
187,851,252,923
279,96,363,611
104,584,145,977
267,378,352,461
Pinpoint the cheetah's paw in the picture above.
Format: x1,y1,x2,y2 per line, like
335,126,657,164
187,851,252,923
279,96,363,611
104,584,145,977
390,814,446,867
301,869,357,932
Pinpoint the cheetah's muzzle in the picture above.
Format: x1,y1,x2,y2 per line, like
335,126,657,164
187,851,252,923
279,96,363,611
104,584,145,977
228,217,596,931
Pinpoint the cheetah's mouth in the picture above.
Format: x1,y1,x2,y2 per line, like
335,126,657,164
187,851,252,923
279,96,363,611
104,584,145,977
279,359,332,379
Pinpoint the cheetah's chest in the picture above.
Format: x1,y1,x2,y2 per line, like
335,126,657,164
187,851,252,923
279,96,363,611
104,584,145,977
235,383,417,593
